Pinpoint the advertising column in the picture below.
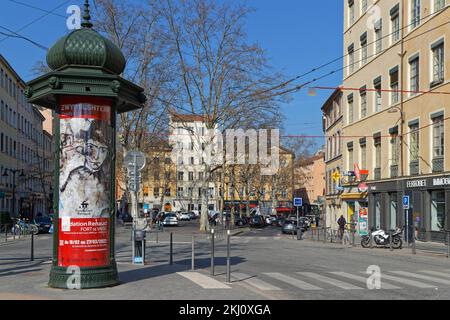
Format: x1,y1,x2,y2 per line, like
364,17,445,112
57,96,112,267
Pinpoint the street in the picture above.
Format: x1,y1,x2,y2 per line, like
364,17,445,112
2,222,450,300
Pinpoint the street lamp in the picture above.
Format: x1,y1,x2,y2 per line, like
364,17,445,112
2,168,25,218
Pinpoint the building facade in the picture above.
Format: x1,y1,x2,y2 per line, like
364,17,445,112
0,54,54,218
322,88,344,230
294,151,326,207
343,0,450,241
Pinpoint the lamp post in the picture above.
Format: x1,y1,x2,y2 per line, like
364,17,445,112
25,0,146,289
2,168,25,218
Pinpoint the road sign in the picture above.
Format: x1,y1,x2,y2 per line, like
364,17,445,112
332,171,341,182
358,182,368,193
124,150,146,170
403,195,410,210
294,198,303,207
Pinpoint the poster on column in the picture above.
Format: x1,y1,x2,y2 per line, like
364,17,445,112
358,207,369,236
58,96,112,267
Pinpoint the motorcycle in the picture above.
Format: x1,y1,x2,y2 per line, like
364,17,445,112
361,227,403,249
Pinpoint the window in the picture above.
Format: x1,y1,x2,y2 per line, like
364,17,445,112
154,187,161,197
165,157,171,164
411,0,421,28
360,87,367,118
374,77,382,112
409,56,419,95
362,0,368,13
188,172,194,181
390,133,399,166
348,44,355,73
349,0,355,25
360,140,367,169
177,187,184,197
190,157,194,165
375,20,382,54
431,190,445,231
177,171,184,181
347,143,354,171
375,136,382,169
348,94,354,124
409,122,420,161
360,33,368,65
432,115,444,158
434,0,445,12
198,172,204,180
390,67,399,105
431,41,444,84
391,5,400,43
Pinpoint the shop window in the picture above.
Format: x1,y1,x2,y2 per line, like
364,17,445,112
431,190,445,231
390,193,397,230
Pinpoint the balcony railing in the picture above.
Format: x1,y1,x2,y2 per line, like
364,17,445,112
433,157,444,173
390,164,398,178
410,160,419,175
374,167,381,180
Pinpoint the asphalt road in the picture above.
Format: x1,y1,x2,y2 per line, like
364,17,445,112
2,220,450,300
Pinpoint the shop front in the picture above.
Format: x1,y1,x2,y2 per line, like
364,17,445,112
341,184,368,236
404,175,450,242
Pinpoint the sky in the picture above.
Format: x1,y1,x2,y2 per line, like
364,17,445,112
0,0,343,151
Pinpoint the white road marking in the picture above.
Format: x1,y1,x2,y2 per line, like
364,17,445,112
420,270,450,278
177,272,231,289
389,271,450,286
263,272,322,290
363,272,436,288
329,272,401,290
298,272,363,290
231,272,282,291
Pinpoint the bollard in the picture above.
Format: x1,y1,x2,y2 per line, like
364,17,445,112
156,230,159,244
447,232,450,259
369,230,373,249
323,227,326,244
412,229,416,255
191,235,195,271
352,228,355,247
169,232,173,265
317,227,320,241
211,229,215,276
389,230,393,252
226,230,231,284
311,228,314,241
5,225,7,243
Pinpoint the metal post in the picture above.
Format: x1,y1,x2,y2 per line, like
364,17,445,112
211,229,215,276
405,209,409,248
323,227,326,244
169,232,173,265
352,224,355,247
191,235,195,271
317,227,320,241
369,230,373,249
447,232,450,259
5,224,7,242
31,196,34,261
389,230,393,252
412,228,416,255
156,229,159,243
226,230,231,283
296,207,300,241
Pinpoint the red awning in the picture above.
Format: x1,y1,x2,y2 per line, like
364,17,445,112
276,207,294,213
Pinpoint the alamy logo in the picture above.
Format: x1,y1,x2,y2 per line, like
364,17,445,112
366,265,381,290
66,5,81,30
66,265,81,289
171,128,280,175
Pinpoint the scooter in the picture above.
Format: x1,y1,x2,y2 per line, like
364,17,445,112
361,227,403,249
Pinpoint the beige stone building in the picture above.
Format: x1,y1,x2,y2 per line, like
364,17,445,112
343,0,450,241
0,54,54,218
294,151,326,208
322,88,344,230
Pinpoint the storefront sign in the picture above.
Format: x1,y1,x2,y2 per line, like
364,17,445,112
58,97,112,268
433,177,450,186
406,179,427,188
358,183,368,193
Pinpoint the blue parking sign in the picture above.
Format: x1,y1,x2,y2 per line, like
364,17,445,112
294,198,303,207
403,195,410,210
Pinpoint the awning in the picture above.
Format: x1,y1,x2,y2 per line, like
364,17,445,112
341,192,368,200
276,207,295,213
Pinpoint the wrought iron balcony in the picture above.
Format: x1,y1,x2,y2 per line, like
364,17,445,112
390,164,398,178
410,160,419,175
433,157,444,173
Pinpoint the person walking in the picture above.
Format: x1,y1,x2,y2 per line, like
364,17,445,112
337,215,346,240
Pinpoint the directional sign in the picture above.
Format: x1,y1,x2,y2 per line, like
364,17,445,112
124,150,146,171
332,171,341,182
294,198,303,207
403,195,410,210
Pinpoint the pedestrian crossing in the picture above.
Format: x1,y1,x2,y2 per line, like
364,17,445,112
178,269,450,292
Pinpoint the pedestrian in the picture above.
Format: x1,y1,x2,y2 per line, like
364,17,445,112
337,215,346,240
315,216,319,228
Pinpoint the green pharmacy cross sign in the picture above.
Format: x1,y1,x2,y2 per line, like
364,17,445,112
26,0,146,289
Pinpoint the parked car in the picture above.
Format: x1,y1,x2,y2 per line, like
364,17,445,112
249,215,266,228
179,212,191,221
187,211,197,220
34,216,53,233
163,213,179,226
282,220,307,234
234,214,249,227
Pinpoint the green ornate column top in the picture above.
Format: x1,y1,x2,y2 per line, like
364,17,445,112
81,0,93,29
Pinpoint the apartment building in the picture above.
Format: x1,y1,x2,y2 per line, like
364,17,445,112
343,0,450,242
0,54,54,218
322,88,344,230
294,151,326,207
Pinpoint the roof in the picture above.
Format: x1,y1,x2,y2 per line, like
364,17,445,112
297,152,325,167
321,87,342,112
169,110,207,123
